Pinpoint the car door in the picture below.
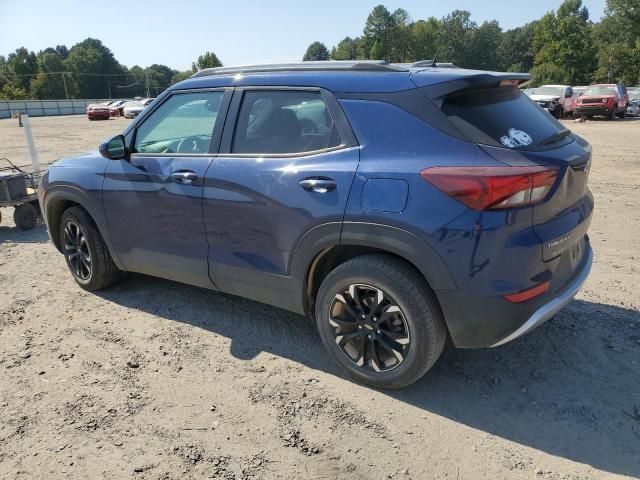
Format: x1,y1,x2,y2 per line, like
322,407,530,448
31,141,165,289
102,88,232,288
202,87,359,306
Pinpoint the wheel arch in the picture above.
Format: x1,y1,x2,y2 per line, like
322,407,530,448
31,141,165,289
43,187,124,269
292,222,457,317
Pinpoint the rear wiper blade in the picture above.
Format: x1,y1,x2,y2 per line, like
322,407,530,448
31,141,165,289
541,129,571,146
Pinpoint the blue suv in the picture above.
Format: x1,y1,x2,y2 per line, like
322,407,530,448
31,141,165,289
39,61,593,388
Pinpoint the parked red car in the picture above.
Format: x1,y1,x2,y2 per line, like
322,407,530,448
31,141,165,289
575,84,629,119
86,103,111,120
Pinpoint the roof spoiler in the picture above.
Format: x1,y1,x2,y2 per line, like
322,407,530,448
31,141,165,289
421,72,531,99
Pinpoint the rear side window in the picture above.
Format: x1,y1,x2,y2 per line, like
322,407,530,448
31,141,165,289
441,88,567,150
232,90,341,154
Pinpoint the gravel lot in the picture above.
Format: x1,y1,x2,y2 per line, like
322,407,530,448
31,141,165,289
0,115,639,480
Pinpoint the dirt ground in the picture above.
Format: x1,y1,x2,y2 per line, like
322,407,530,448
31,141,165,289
0,115,639,480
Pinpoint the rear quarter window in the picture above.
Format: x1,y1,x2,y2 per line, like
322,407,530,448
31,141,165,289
441,87,567,150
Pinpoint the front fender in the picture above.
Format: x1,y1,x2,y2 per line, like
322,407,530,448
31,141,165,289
41,185,124,270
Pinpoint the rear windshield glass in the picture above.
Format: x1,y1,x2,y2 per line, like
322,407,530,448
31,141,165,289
441,87,568,150
583,86,616,96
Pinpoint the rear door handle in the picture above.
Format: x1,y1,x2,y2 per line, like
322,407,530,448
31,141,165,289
299,177,337,193
171,171,198,184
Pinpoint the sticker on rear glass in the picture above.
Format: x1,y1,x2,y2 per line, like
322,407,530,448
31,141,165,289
500,128,532,148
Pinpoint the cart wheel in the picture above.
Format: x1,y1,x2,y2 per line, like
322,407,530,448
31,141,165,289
14,203,38,230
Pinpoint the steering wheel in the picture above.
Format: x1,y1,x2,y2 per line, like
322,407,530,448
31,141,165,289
176,136,206,153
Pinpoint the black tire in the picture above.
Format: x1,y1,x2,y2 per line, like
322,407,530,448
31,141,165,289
314,254,447,389
13,203,38,230
59,206,123,291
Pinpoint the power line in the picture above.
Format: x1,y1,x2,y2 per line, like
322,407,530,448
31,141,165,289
6,71,141,78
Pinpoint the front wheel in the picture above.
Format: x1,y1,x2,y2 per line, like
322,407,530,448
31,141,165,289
60,206,123,291
315,254,447,389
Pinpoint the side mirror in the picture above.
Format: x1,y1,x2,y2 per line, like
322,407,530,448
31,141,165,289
99,135,127,160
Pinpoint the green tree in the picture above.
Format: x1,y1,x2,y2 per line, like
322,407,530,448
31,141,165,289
533,0,596,84
30,51,78,99
436,10,476,66
389,8,412,62
0,55,8,91
529,62,573,86
302,41,330,61
6,47,38,93
55,45,69,59
64,38,126,98
409,17,441,62
145,64,177,95
498,22,538,72
362,5,395,60
191,52,223,72
593,0,640,84
370,40,385,60
171,70,192,84
331,37,360,60
0,84,27,99
467,20,503,70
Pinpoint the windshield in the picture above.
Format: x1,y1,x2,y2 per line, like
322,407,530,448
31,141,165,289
533,86,564,96
584,86,616,96
441,87,569,151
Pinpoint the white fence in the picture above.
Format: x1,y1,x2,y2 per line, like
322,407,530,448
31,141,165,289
0,99,110,119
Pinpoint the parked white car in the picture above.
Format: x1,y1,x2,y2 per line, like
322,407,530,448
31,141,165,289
529,85,575,118
123,102,145,119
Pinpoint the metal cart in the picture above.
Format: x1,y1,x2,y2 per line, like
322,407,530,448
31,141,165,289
0,158,44,230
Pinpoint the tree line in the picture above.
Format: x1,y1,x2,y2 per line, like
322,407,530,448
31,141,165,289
303,0,640,87
1,0,638,100
0,39,222,100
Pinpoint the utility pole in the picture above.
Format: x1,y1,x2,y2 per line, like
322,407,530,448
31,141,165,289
61,72,69,99
145,71,150,98
108,80,112,99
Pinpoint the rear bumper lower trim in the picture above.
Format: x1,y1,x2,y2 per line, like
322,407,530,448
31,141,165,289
490,247,593,347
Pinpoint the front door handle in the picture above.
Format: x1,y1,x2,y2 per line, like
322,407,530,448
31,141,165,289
299,177,337,193
171,171,198,184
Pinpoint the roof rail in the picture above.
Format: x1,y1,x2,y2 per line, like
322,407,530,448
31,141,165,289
191,61,408,78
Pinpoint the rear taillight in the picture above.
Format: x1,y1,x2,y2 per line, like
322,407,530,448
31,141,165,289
420,166,559,211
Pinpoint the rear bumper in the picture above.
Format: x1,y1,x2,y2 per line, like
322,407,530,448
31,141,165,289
489,245,592,346
437,237,592,348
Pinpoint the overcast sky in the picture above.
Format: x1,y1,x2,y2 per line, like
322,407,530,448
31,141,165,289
0,0,607,71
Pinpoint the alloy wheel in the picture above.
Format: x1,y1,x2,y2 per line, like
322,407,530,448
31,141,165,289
63,221,92,280
329,284,410,372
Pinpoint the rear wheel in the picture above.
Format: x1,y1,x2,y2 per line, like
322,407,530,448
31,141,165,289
60,206,123,291
315,254,447,389
13,203,38,230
